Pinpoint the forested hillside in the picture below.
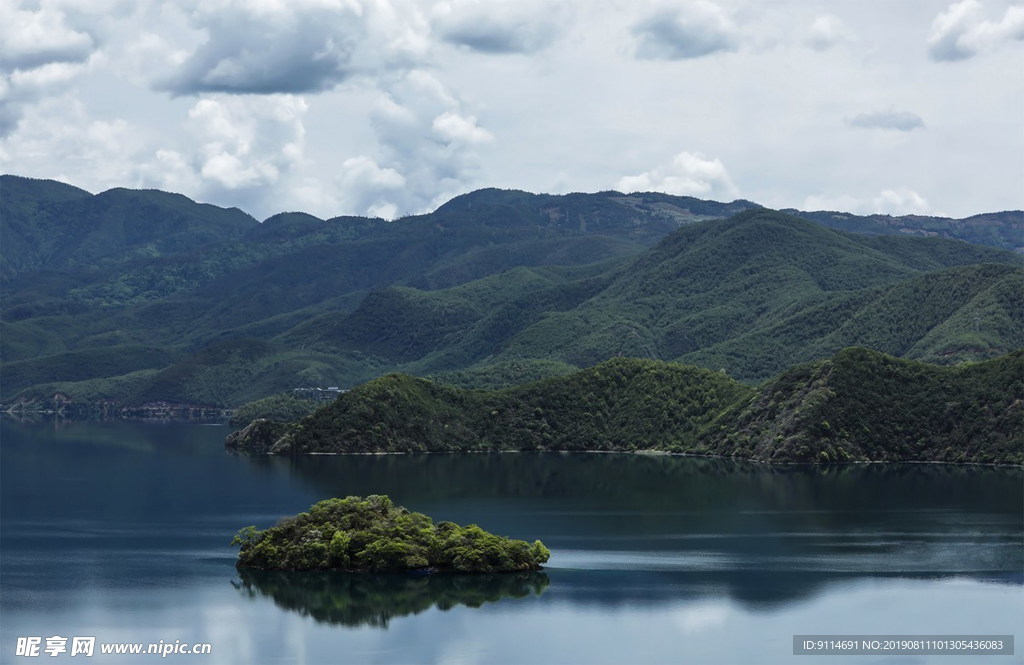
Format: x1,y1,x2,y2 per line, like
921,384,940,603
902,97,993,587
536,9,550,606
227,350,1023,465
702,347,1023,464
2,176,1021,409
228,357,755,454
487,211,1022,381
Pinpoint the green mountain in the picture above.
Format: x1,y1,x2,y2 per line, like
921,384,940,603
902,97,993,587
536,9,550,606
272,211,1020,388
486,211,1021,381
227,349,1023,465
2,177,1022,409
0,175,257,280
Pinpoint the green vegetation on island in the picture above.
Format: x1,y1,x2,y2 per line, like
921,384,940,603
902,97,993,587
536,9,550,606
232,495,550,573
228,349,1023,465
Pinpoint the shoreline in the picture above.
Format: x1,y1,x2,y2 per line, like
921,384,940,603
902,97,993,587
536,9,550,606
283,447,1023,468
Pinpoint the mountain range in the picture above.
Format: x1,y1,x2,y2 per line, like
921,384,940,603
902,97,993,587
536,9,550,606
1,174,1021,409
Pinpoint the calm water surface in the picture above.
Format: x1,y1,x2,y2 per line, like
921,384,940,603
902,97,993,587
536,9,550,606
1,419,1021,664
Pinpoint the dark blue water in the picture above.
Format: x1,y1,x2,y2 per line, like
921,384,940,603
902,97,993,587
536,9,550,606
1,419,1021,664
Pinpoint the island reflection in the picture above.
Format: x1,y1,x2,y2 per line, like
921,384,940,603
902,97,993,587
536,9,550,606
234,569,549,628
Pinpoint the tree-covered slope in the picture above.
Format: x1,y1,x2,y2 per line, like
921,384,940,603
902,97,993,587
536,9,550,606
491,211,1022,380
1,262,620,406
702,348,1023,465
7,210,1022,406
281,263,619,368
1,345,179,397
676,262,1024,378
3,179,1022,408
227,357,755,454
228,350,1023,465
0,175,257,280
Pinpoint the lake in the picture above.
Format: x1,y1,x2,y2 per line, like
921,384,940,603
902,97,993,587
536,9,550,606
1,419,1021,664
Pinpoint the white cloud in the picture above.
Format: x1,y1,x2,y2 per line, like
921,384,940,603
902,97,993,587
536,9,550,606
335,155,405,217
8,61,86,90
874,187,930,215
802,193,865,213
149,148,203,195
0,2,104,136
432,0,566,54
803,187,930,216
617,151,738,199
632,1,739,60
363,69,493,215
847,109,925,131
0,2,95,70
928,0,1024,61
367,201,399,220
0,95,147,185
102,94,317,216
805,14,851,51
162,2,362,94
432,111,493,144
160,0,432,95
0,62,89,137
184,95,308,195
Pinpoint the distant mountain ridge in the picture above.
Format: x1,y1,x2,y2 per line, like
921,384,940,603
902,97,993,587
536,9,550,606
0,176,257,280
1,175,1021,408
783,208,1024,253
4,176,1021,284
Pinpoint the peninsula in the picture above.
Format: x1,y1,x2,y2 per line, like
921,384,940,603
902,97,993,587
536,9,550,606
227,348,1023,465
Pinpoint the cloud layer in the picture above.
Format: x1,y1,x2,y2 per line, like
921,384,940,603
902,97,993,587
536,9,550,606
432,0,565,54
618,152,738,199
1,1,1021,220
0,2,100,137
632,2,739,60
804,187,931,216
804,14,851,51
847,109,925,131
0,3,95,70
366,70,493,215
160,0,427,95
928,0,1024,61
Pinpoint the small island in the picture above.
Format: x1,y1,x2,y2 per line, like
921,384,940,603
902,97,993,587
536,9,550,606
232,495,550,573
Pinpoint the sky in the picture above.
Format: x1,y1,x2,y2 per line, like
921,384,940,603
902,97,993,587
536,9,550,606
1,0,1022,221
